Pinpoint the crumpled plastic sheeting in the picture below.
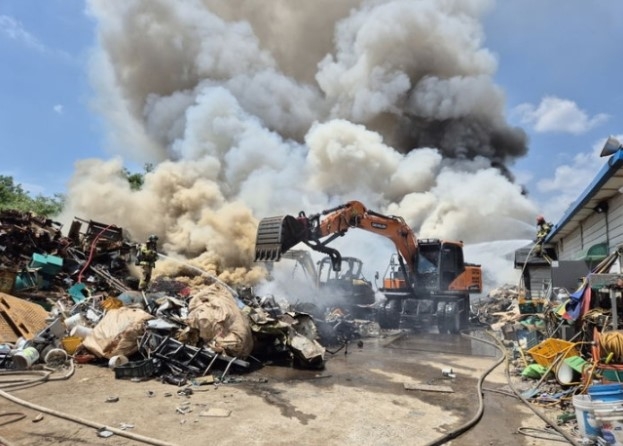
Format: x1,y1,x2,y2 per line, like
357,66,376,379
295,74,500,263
82,307,154,359
186,283,253,359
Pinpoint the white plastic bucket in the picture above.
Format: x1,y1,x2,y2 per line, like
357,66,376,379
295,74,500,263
594,409,623,445
12,347,40,369
573,394,601,439
108,355,129,369
64,313,84,331
70,325,93,339
44,348,68,367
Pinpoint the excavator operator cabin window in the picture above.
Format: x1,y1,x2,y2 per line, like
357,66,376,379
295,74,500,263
417,249,439,274
441,245,464,274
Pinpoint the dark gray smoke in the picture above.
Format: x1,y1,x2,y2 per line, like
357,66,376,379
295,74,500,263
65,0,536,287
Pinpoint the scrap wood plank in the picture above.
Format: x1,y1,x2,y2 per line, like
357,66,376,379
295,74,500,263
403,382,454,393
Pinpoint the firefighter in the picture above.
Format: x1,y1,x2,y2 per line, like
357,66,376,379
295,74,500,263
535,216,552,257
136,234,159,290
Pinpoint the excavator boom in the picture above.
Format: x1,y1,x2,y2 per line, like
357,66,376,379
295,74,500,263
254,201,418,272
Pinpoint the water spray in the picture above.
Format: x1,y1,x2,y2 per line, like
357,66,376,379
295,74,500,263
156,253,240,299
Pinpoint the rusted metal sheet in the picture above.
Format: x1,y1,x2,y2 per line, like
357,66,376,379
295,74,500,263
0,292,49,343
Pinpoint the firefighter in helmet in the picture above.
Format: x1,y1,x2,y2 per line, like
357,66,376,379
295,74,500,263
535,216,552,257
136,234,159,290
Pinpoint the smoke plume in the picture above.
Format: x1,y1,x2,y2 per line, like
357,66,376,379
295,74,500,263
63,0,537,288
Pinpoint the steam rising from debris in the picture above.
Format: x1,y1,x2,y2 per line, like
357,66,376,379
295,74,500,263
64,0,536,288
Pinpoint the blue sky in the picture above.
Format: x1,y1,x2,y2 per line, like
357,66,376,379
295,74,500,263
1,0,622,223
484,0,623,219
0,0,101,196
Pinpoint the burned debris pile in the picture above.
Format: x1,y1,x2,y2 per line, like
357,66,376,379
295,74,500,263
0,210,374,385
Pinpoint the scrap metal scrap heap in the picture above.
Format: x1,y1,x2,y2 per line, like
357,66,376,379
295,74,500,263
0,210,336,386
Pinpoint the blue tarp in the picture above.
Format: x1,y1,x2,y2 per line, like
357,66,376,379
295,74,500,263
563,278,590,321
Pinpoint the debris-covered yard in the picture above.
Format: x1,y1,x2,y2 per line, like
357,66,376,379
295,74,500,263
1,209,623,446
0,210,366,382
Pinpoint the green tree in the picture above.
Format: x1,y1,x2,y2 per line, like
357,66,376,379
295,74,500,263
123,163,154,191
0,175,64,216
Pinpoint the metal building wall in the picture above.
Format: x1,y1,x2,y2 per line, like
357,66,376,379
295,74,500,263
557,192,623,261
608,193,623,248
558,231,582,261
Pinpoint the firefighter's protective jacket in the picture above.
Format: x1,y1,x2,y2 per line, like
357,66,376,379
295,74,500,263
137,244,158,266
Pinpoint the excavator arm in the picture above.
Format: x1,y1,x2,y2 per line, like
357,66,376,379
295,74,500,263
254,200,419,272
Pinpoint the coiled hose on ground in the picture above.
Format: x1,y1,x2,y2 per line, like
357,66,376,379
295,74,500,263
0,360,178,446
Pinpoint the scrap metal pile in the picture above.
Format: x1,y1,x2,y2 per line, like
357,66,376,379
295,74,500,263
0,210,375,386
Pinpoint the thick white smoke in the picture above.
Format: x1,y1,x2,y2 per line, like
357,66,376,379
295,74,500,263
63,0,537,289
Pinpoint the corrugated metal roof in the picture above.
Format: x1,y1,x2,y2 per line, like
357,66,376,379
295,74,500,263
545,149,623,244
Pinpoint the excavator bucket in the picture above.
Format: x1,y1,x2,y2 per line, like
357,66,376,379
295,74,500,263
254,215,307,262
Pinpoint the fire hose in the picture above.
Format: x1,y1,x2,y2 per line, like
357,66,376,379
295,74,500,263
423,328,582,446
0,360,178,446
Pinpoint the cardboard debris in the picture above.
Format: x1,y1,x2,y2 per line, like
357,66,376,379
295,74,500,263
0,270,16,294
193,375,215,385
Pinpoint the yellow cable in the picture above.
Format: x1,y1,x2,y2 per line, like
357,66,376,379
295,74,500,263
600,331,623,362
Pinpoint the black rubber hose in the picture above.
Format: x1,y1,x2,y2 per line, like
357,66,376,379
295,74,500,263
424,329,581,446
423,329,505,446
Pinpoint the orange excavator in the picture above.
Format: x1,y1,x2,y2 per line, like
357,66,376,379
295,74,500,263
254,200,482,334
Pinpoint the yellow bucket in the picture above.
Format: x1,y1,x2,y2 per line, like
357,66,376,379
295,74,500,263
61,336,82,355
101,296,124,311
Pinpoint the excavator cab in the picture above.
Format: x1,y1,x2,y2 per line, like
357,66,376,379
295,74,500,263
382,240,477,293
379,240,481,334
317,256,376,312
414,240,482,294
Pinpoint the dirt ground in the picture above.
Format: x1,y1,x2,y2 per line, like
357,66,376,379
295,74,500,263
0,331,573,446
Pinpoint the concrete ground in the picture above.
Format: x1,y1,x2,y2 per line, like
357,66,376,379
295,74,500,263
0,331,573,446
